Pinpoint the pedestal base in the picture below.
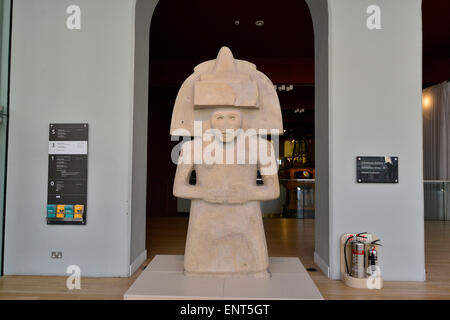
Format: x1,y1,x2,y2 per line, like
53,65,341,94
342,272,384,289
183,269,271,279
124,255,323,300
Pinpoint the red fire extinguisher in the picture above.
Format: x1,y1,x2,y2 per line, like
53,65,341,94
344,232,367,278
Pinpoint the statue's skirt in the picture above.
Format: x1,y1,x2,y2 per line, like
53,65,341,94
183,200,269,276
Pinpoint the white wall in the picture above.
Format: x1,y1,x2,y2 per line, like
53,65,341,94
5,0,137,276
4,0,425,281
327,0,425,280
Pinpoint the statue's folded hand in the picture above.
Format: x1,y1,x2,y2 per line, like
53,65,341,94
226,185,249,204
203,188,227,204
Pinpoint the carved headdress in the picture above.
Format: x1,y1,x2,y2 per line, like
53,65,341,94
170,47,283,136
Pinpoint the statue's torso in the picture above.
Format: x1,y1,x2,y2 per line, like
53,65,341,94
192,136,261,191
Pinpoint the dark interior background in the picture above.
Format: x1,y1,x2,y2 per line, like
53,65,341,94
146,0,450,217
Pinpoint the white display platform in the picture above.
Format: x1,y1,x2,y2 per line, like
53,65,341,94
124,255,323,300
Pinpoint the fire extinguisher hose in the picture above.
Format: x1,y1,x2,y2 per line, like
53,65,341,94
344,235,353,275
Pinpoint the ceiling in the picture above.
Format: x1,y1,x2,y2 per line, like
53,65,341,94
422,0,450,57
149,0,314,85
149,0,449,87
150,0,314,60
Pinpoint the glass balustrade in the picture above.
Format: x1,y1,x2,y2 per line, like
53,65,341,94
424,181,450,221
0,0,11,276
260,179,315,218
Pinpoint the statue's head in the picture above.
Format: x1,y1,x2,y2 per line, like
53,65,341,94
210,109,242,143
170,47,283,138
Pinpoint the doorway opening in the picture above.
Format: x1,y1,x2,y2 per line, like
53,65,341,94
145,0,317,264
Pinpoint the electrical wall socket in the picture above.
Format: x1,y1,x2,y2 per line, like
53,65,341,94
51,251,63,259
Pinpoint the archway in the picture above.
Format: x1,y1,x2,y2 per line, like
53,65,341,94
132,0,330,276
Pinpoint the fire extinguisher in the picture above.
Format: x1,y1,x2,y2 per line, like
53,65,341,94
344,232,367,278
367,239,382,276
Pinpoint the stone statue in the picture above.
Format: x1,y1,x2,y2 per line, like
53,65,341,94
171,47,283,278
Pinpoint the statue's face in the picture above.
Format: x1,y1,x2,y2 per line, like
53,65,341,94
210,110,242,143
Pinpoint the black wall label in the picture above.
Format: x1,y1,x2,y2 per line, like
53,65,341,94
47,124,88,225
356,156,398,183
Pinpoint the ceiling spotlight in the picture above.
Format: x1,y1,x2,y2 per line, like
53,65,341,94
234,20,240,26
255,20,264,27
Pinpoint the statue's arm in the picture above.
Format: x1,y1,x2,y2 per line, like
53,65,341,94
248,173,280,201
173,142,203,200
247,139,280,201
